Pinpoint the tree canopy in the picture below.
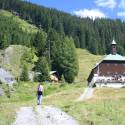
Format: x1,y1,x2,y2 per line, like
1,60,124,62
0,0,125,55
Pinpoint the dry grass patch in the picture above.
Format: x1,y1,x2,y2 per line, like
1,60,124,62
93,88,125,100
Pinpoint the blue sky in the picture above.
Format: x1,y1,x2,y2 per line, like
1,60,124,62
30,0,125,20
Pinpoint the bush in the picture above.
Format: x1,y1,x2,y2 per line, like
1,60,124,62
61,75,65,83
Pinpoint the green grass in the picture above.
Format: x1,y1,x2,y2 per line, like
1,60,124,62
1,80,125,125
0,82,39,125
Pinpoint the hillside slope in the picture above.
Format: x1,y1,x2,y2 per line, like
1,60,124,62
1,0,125,54
76,49,103,83
0,47,103,82
0,9,39,48
0,45,38,77
0,10,39,77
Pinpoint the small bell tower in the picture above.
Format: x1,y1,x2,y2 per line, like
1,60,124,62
111,39,117,55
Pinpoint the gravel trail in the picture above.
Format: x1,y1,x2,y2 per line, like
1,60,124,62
12,106,79,125
12,107,38,125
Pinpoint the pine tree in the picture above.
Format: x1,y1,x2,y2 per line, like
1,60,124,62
20,65,29,81
0,33,10,49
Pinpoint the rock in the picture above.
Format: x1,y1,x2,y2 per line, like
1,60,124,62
0,88,4,96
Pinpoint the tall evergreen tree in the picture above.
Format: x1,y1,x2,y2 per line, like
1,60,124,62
35,57,49,82
61,37,79,83
50,36,79,83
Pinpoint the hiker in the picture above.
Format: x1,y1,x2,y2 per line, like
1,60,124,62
37,83,44,105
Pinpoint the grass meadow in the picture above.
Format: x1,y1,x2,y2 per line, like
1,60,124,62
1,49,125,125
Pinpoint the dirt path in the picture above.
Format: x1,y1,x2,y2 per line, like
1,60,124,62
12,106,79,125
76,87,94,101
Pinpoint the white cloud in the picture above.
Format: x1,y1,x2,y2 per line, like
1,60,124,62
119,0,125,10
73,9,106,20
117,11,125,17
95,0,117,9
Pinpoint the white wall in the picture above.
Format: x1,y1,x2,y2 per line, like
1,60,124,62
96,83,125,88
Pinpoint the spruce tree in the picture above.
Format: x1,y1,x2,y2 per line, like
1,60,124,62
35,57,49,82
34,30,47,56
62,37,79,83
51,35,79,83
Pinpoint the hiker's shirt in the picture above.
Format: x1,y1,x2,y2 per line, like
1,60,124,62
37,85,43,95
